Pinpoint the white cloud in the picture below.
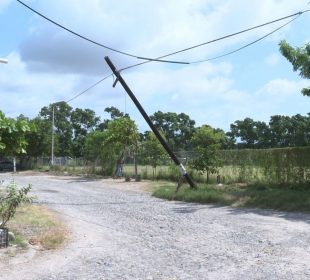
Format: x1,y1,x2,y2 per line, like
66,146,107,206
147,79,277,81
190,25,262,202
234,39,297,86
0,0,12,13
266,53,280,67
0,52,118,118
258,78,308,96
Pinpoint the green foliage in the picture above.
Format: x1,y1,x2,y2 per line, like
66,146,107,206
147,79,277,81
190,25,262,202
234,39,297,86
0,181,32,228
104,117,139,153
141,132,166,177
25,117,57,157
279,40,310,96
0,111,7,150
40,102,73,156
228,118,272,148
228,114,310,149
150,111,196,150
190,126,224,182
70,108,100,157
0,111,32,156
84,131,106,161
31,104,102,157
84,117,139,175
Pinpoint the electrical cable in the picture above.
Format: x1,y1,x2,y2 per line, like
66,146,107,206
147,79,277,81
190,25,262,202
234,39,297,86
61,13,304,104
16,0,310,68
65,74,113,103
17,0,189,65
120,9,310,71
16,0,138,59
191,16,299,63
18,1,309,103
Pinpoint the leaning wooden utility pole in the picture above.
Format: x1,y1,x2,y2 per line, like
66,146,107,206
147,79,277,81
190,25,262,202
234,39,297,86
105,56,196,189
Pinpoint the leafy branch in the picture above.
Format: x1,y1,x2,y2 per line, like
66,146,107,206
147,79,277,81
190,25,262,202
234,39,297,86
0,181,33,228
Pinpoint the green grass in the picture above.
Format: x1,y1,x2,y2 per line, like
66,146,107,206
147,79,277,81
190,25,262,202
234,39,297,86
152,183,310,212
10,233,28,248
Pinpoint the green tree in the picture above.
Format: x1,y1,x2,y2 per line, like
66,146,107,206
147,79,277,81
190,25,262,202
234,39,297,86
84,131,106,161
104,106,125,119
25,117,58,157
269,115,291,147
255,121,272,148
85,117,139,176
150,111,196,150
0,112,32,171
288,114,310,146
104,117,139,176
40,102,73,156
97,106,127,131
228,118,258,148
142,132,166,178
70,108,100,157
0,111,7,151
190,126,224,183
279,40,310,96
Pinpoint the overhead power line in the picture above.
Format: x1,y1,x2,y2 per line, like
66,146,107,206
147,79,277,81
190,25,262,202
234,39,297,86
191,16,299,63
150,10,309,60
65,74,112,103
120,9,310,71
16,0,138,59
16,0,310,68
56,10,308,104
17,0,189,65
17,0,309,104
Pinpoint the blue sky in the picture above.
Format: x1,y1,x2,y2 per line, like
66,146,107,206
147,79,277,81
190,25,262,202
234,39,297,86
1,0,310,132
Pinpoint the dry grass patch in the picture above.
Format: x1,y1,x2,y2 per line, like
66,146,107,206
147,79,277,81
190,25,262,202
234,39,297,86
7,204,68,250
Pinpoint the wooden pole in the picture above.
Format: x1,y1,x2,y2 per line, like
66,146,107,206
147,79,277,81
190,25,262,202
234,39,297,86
104,56,196,189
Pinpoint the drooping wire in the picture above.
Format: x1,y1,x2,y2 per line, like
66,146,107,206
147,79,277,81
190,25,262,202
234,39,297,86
120,9,310,71
28,4,308,104
65,74,113,103
191,16,299,63
16,0,136,59
62,12,304,103
16,0,188,65
16,0,310,68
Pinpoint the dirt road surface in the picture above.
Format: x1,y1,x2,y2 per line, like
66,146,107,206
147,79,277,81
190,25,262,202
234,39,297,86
0,172,310,280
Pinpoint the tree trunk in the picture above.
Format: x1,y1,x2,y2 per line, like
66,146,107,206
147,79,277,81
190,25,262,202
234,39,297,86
115,151,125,177
206,170,210,184
134,142,138,179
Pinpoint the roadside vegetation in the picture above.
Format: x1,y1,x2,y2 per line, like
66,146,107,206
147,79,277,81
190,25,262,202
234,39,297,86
153,182,310,212
7,204,67,250
0,181,67,251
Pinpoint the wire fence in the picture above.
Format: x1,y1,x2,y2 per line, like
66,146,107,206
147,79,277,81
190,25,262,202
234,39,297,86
13,146,310,185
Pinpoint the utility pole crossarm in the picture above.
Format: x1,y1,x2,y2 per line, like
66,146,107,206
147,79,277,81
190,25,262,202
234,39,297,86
104,56,196,189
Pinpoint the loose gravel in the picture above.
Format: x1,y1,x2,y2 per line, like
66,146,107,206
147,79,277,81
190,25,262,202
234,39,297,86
1,172,310,280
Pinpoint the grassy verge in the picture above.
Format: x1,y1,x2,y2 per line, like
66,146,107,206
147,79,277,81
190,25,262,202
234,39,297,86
7,204,68,250
152,183,310,212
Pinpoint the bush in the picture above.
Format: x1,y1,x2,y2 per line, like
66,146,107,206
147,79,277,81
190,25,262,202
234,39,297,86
0,181,32,228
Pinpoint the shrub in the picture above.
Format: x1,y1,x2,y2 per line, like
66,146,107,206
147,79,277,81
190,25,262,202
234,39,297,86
0,181,32,228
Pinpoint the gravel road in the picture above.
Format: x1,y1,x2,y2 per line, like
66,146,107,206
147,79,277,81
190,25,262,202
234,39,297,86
1,172,310,280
